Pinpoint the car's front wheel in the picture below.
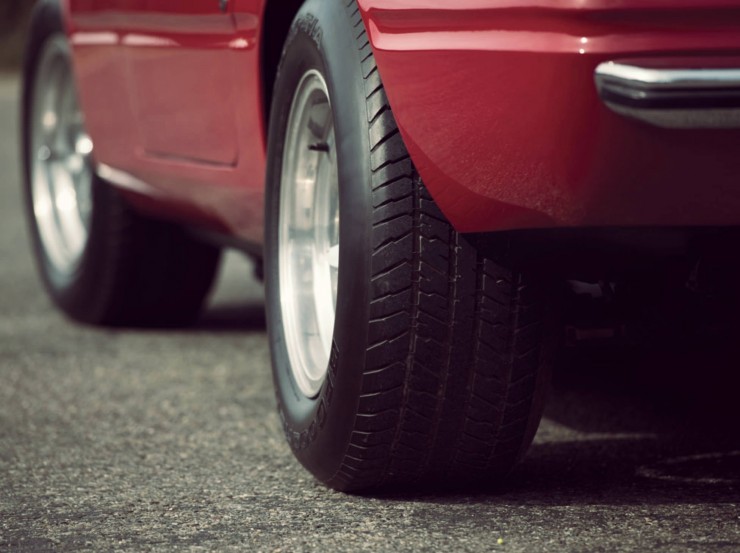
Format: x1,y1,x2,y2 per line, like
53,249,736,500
264,0,555,492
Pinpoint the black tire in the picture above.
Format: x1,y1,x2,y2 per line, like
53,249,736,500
265,0,554,492
22,1,220,327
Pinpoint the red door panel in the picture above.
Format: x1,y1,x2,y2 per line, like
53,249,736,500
67,0,146,184
68,0,268,244
126,1,239,166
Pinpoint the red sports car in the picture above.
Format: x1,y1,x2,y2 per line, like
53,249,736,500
22,0,740,491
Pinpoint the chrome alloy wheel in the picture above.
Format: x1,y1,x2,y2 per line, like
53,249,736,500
278,70,340,399
30,35,94,278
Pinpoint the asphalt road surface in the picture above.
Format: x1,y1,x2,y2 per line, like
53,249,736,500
1,73,739,552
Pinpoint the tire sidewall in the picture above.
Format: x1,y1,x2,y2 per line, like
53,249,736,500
264,0,373,482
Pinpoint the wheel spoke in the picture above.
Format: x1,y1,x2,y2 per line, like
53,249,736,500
328,244,339,269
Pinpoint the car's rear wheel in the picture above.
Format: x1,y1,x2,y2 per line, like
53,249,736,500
22,3,220,327
264,0,555,492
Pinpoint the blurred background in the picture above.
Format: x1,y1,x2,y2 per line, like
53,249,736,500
0,1,34,71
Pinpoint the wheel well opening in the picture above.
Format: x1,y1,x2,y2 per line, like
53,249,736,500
260,0,305,127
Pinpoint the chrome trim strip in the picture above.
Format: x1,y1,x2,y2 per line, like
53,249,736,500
595,62,740,90
96,163,164,197
595,61,740,129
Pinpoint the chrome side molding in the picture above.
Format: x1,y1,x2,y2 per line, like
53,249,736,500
97,163,164,197
595,61,740,129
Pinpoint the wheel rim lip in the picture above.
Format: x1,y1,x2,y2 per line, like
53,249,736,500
278,70,340,399
30,35,94,278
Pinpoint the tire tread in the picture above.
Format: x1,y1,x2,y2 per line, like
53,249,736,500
325,0,551,490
